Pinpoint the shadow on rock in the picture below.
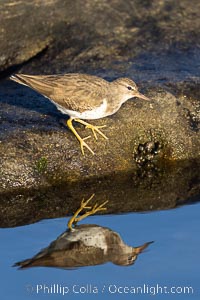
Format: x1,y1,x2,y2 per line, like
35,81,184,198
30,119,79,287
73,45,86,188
1,159,200,228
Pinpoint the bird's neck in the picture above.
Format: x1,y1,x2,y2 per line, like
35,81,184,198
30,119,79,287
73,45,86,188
104,92,123,115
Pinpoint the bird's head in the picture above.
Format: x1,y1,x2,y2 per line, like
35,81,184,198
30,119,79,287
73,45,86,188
112,77,150,104
113,241,154,266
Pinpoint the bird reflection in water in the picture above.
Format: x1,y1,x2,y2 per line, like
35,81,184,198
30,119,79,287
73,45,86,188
14,194,153,269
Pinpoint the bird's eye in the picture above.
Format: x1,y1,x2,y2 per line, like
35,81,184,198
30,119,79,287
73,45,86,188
128,255,133,262
127,86,132,90
128,255,136,263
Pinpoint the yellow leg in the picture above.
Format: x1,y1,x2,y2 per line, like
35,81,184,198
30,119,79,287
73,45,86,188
74,118,108,140
67,118,94,155
67,194,108,230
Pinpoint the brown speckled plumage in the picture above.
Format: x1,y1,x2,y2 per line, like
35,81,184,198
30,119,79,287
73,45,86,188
10,73,110,113
13,224,153,269
10,73,149,117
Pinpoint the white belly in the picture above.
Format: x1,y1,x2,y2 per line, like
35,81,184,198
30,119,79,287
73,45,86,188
51,99,108,120
67,227,108,253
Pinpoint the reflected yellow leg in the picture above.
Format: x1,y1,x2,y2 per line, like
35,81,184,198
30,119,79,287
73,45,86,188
74,118,108,140
68,194,108,230
67,118,94,155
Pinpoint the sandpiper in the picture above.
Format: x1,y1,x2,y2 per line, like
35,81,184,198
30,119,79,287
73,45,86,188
10,73,149,155
14,195,153,269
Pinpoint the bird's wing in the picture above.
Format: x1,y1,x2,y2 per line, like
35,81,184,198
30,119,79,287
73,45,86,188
14,241,106,269
13,225,113,269
11,74,108,112
57,244,106,267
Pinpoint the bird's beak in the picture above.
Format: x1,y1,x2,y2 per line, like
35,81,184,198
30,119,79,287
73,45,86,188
135,92,150,101
134,241,154,254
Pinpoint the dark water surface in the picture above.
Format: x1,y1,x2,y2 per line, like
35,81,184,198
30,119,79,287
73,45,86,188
1,200,200,299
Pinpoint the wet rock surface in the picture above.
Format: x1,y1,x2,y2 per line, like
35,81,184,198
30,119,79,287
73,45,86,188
0,0,200,74
1,159,200,228
0,0,200,225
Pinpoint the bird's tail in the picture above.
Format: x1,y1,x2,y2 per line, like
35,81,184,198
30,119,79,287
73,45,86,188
10,74,30,87
13,258,36,269
10,74,53,97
